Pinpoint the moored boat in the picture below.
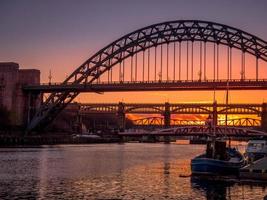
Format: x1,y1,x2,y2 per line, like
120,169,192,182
191,140,245,176
245,139,267,162
191,83,245,176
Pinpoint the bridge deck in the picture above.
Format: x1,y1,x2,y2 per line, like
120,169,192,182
23,79,267,93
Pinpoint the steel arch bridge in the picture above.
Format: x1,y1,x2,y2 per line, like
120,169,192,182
27,20,267,131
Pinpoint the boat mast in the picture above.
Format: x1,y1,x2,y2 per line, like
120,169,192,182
226,81,231,147
212,88,216,159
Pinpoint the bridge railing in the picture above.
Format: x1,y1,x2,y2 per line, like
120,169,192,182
25,78,267,87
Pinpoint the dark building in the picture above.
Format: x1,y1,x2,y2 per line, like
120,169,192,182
0,62,40,126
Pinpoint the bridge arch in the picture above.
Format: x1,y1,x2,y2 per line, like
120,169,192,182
172,105,212,114
126,105,164,113
28,20,267,131
218,106,261,115
80,105,118,113
64,20,267,85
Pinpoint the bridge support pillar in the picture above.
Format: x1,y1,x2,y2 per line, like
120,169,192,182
261,103,267,132
163,102,171,128
26,92,41,126
74,110,83,134
117,102,125,132
213,101,218,128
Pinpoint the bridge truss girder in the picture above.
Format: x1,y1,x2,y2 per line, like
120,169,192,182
79,102,262,115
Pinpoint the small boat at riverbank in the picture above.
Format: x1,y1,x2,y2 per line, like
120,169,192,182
191,140,245,176
245,139,267,162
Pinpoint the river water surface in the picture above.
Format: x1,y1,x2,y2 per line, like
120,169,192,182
0,143,266,199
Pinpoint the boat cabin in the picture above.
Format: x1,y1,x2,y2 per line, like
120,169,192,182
246,140,267,162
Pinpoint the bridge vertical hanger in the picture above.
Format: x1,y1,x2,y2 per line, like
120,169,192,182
143,50,145,82
244,51,246,80
191,41,194,80
154,46,157,81
217,44,219,80
135,51,138,81
148,47,150,81
241,51,244,80
187,41,189,81
122,51,125,82
99,67,101,83
179,41,181,81
110,60,113,82
167,43,169,81
256,56,259,81
230,47,232,80
213,43,216,81
107,66,110,83
173,42,176,80
119,61,122,82
200,42,202,81
130,54,133,82
160,44,163,81
204,42,206,81
227,46,230,80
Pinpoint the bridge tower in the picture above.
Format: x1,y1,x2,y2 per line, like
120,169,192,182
261,103,267,132
117,102,125,131
163,102,171,128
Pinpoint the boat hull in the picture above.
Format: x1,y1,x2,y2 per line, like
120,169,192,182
191,157,243,175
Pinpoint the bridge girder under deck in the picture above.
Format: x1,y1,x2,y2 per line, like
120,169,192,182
78,102,262,115
23,80,267,93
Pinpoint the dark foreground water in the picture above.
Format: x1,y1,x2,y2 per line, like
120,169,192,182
0,143,266,200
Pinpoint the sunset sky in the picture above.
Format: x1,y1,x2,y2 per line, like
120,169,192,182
1,0,267,104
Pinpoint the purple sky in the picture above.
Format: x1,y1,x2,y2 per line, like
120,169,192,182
1,0,267,80
1,0,267,103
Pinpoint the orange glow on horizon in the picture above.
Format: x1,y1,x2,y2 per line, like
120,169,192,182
126,113,260,126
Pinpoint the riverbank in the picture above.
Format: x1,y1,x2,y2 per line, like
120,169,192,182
0,134,120,146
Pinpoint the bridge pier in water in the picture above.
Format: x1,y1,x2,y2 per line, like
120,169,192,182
118,102,126,131
74,110,83,134
163,102,171,128
261,103,267,132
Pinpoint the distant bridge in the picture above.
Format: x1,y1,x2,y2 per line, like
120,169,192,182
78,102,263,115
66,102,265,132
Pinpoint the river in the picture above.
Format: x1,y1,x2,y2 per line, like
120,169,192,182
0,143,266,199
